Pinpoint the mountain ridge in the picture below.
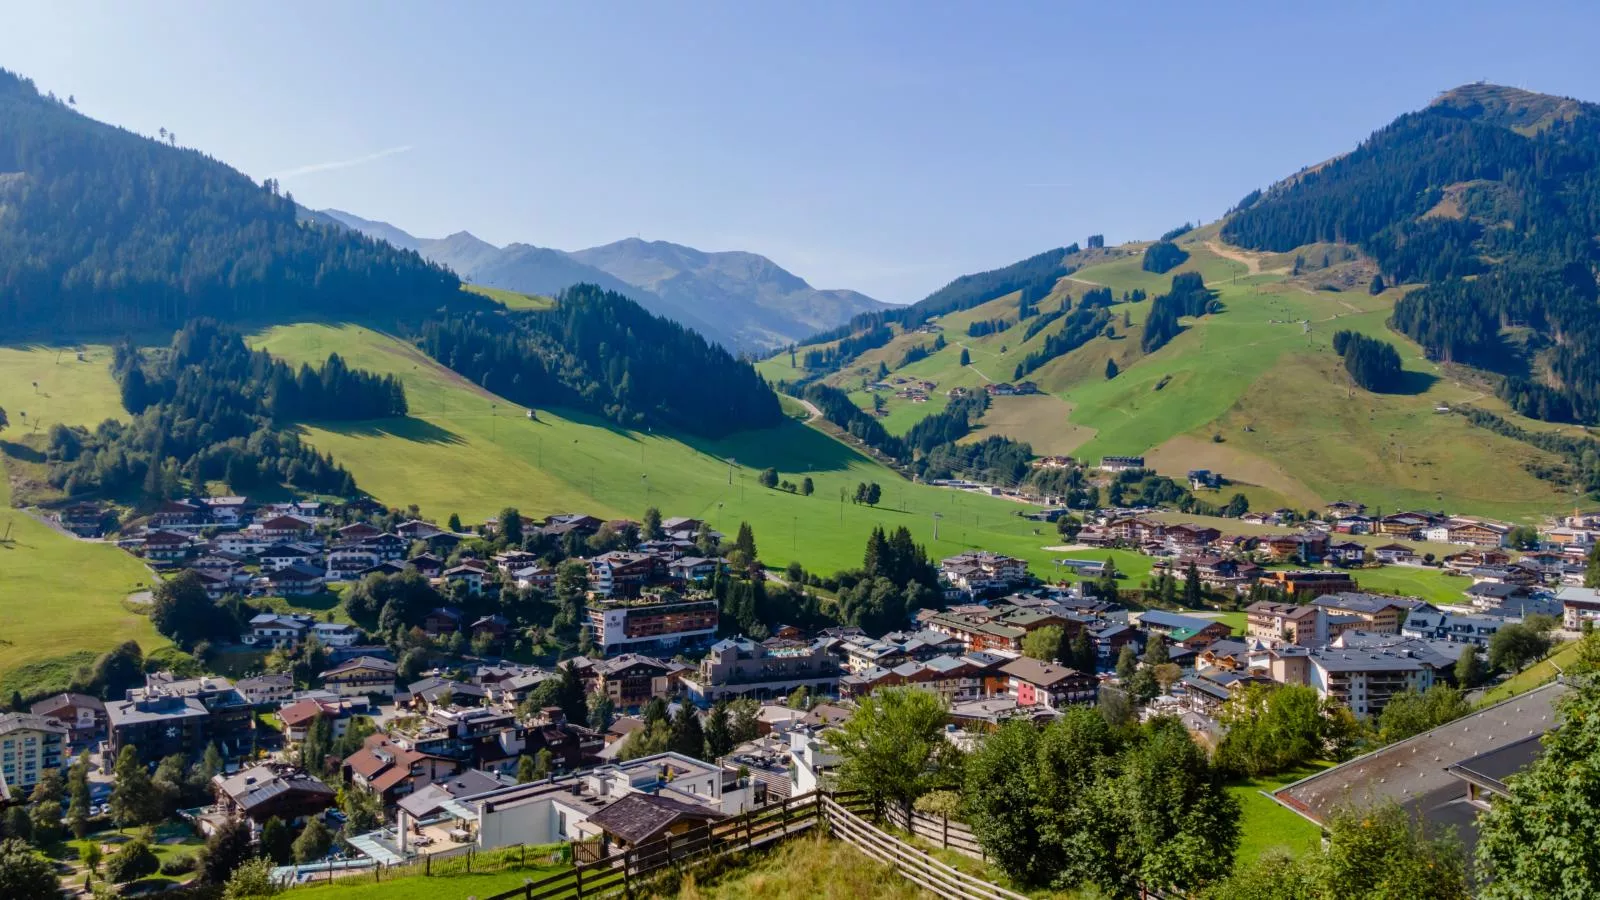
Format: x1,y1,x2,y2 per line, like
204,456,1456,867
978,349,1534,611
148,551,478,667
317,210,887,352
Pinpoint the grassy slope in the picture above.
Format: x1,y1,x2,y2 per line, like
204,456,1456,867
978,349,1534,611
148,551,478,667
0,457,167,697
285,858,569,900
783,227,1574,522
464,283,554,310
1228,762,1332,868
0,343,128,434
250,323,1153,579
655,834,926,900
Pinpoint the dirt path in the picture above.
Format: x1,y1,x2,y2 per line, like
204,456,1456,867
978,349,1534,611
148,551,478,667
794,396,823,423
1204,239,1264,276
955,343,997,383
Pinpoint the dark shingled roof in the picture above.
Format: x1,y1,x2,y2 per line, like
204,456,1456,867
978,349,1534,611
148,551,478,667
587,793,724,845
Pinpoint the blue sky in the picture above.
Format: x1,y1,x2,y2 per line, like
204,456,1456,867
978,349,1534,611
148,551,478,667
4,1,1599,302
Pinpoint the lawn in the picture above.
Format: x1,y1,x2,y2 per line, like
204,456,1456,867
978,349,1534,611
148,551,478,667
0,475,168,698
1480,640,1580,705
285,857,569,900
250,323,1118,578
1226,761,1332,869
1349,565,1471,605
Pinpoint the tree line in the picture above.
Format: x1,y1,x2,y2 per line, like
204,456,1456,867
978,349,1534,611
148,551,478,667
45,319,381,501
0,68,468,334
1141,239,1189,273
1141,272,1220,353
418,284,782,437
800,324,893,370
1332,329,1405,392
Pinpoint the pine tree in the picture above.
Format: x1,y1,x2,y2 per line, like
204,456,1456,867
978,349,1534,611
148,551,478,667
1105,358,1118,379
1183,563,1203,607
733,522,758,560
109,746,158,828
669,703,706,759
959,348,970,366
704,702,734,759
1071,627,1097,673
1115,644,1138,683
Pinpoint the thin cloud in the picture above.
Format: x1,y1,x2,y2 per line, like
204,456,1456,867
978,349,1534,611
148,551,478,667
271,145,413,179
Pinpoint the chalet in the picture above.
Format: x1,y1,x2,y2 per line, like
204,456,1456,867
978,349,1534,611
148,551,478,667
29,693,105,744
234,674,294,706
56,502,109,537
359,560,407,579
1163,523,1220,554
1187,469,1221,489
256,515,315,541
259,543,319,572
193,570,234,600
1332,515,1373,535
1324,501,1366,518
660,517,705,540
326,545,381,580
1465,582,1531,608
141,530,193,562
470,614,511,645
1033,455,1075,469
542,513,604,537
592,655,676,709
312,622,360,648
319,656,399,697
1468,565,1540,587
394,519,443,540
1106,517,1164,544
493,550,541,572
442,564,486,597
410,553,445,578
202,496,249,525
1015,381,1040,394
244,613,312,648
213,764,336,826
337,521,383,542
362,532,407,561
276,697,370,742
939,551,1028,595
1372,543,1420,565
667,556,720,585
1001,657,1097,709
1099,456,1146,472
588,551,667,598
1426,519,1510,548
512,564,558,590
1327,541,1367,565
149,499,207,530
213,531,266,556
1262,532,1329,564
423,606,465,636
1188,556,1263,591
985,382,1017,396
342,734,459,806
1376,513,1433,540
263,563,324,596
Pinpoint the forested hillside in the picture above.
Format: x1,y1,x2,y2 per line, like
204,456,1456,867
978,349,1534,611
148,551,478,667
1224,83,1600,423
418,284,782,437
45,319,394,501
791,246,1078,373
0,68,467,332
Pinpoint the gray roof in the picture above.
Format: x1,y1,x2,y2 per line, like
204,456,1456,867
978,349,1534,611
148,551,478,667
1274,680,1569,856
586,792,723,844
1313,592,1428,614
106,697,209,726
1306,646,1433,673
0,712,68,737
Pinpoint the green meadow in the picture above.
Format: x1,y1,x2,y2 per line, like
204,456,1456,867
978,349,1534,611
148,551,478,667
251,322,1150,578
764,231,1576,523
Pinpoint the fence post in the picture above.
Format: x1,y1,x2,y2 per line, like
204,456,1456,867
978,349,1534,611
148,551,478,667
942,814,949,850
426,854,431,876
574,863,585,899
664,832,675,876
468,848,473,874
521,844,526,868
781,797,789,833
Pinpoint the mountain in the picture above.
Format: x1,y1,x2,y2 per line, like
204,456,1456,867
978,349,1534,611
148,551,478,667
1225,82,1600,423
0,69,466,333
570,238,887,350
317,210,886,352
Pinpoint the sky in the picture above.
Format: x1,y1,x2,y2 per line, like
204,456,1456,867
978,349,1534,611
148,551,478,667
4,1,1600,303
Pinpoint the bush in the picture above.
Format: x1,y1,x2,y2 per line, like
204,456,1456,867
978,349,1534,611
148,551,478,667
106,838,161,883
162,853,198,876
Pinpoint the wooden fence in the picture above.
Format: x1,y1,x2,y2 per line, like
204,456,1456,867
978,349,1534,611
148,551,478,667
821,795,1030,900
882,801,987,862
474,788,867,900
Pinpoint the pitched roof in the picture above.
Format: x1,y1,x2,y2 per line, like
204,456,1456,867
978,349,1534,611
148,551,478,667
586,793,724,844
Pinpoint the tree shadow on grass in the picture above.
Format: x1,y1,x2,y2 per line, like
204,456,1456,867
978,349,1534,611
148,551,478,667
0,439,45,463
681,419,879,477
1378,370,1440,396
307,416,465,445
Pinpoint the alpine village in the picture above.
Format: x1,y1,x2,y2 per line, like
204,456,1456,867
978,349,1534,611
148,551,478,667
8,26,1600,900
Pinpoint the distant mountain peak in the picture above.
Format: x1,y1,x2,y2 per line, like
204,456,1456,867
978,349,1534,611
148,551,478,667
1429,82,1584,133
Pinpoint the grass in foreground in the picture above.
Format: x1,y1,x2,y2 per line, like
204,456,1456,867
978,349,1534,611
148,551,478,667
285,852,567,899
651,833,925,900
1227,761,1332,869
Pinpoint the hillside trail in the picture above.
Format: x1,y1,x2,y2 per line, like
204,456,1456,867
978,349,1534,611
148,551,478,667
1204,239,1264,275
955,342,997,383
794,395,823,423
